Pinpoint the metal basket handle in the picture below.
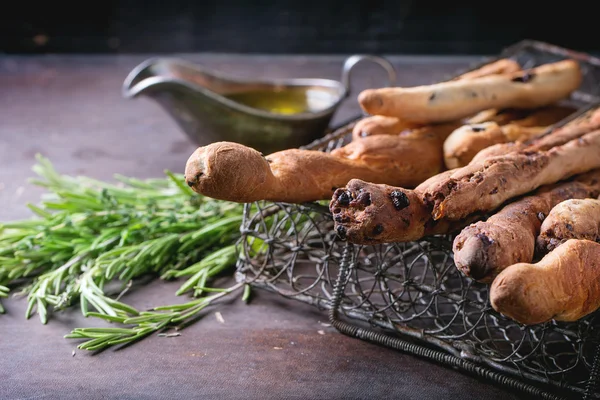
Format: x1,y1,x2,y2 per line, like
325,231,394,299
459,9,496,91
340,54,397,97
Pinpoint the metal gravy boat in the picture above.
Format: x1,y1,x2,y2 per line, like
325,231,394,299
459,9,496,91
122,55,397,154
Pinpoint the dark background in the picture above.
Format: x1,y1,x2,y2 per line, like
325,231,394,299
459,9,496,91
1,1,594,55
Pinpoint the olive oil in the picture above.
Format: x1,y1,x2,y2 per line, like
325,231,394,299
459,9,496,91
225,87,338,115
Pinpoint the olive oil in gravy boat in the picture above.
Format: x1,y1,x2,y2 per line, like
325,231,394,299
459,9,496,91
122,55,397,154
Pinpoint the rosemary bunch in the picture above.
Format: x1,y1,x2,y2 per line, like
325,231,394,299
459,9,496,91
0,155,249,350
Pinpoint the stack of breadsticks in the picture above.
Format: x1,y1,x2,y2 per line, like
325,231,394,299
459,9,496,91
184,56,600,327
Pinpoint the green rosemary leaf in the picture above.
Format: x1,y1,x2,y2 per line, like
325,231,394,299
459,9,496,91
1,155,253,351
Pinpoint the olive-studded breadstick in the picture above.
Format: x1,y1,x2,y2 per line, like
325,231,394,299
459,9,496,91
352,59,523,140
490,239,600,325
470,105,600,164
184,122,460,203
536,197,600,253
424,129,600,222
453,170,600,283
330,108,600,244
358,60,582,124
443,105,577,168
330,130,600,244
329,172,476,243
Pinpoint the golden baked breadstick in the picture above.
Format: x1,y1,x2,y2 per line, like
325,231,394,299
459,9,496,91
351,116,420,139
536,197,600,253
329,174,476,243
470,105,600,164
443,123,544,169
451,58,522,80
452,170,600,283
185,123,460,203
358,60,582,124
352,59,522,140
443,105,576,168
490,239,600,325
352,108,535,140
424,129,600,221
331,130,600,244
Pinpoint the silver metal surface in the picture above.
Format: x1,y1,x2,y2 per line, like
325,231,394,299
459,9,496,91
122,55,396,154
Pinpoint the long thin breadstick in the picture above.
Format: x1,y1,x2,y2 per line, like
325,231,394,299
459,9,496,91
351,116,420,139
425,129,600,221
451,58,522,80
443,105,575,168
330,128,600,245
490,239,600,325
452,170,600,283
329,174,475,243
536,197,600,252
443,124,545,169
358,60,582,124
184,122,460,203
470,105,600,163
351,59,522,140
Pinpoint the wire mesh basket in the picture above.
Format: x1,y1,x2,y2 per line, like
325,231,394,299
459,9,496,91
235,40,600,400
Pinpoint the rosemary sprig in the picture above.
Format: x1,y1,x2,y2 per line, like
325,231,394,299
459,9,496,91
0,154,250,350
66,282,247,352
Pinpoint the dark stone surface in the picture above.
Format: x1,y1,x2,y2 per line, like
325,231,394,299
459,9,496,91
0,54,528,399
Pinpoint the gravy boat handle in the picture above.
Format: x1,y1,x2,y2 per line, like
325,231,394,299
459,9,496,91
340,55,398,97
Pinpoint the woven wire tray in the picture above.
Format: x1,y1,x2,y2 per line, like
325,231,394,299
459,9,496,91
235,40,600,400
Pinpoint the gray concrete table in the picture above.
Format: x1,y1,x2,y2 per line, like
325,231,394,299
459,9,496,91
0,54,528,399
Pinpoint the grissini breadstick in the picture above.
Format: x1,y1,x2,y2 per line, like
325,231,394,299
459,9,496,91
185,122,460,203
490,239,600,325
470,106,600,164
329,171,464,243
351,116,420,139
352,108,533,140
443,105,576,168
450,58,522,80
330,176,483,243
424,129,600,221
358,60,582,124
443,123,545,169
352,59,522,140
536,197,600,252
452,170,600,283
331,130,600,244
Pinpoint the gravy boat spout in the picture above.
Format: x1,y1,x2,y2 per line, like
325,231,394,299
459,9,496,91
122,55,396,154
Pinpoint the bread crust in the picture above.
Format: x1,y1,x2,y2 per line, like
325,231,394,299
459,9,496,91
490,239,600,325
351,59,523,140
351,116,421,139
185,123,458,203
452,170,600,283
358,60,582,124
536,197,600,252
425,129,600,221
443,105,576,169
331,125,600,244
470,106,600,163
